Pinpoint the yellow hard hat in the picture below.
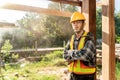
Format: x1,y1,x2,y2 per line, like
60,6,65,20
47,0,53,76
70,12,86,23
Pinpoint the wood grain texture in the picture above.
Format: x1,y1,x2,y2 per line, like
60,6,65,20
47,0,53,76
102,0,115,80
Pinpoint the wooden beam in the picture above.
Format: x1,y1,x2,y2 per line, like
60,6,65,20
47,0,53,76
82,0,96,40
1,3,72,17
102,0,115,80
50,0,101,7
0,22,16,28
49,0,82,6
96,1,102,6
82,0,96,80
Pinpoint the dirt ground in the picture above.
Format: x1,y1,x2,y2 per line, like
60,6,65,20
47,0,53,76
38,67,102,80
38,67,70,80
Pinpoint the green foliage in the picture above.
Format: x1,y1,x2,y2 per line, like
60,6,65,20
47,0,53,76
0,51,64,80
1,2,77,49
37,74,60,80
116,62,120,80
48,2,78,12
115,11,120,37
1,50,120,80
115,11,120,43
1,39,19,63
41,51,66,66
116,36,120,43
1,40,13,63
44,3,78,46
96,8,102,39
114,11,120,42
12,54,19,60
0,65,60,80
42,51,63,61
8,63,20,69
96,9,120,41
1,3,120,49
1,40,13,55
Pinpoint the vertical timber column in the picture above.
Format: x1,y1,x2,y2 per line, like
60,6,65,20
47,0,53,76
82,0,96,80
82,0,96,40
102,0,115,80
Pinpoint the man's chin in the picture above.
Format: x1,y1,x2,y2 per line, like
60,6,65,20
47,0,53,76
74,30,80,33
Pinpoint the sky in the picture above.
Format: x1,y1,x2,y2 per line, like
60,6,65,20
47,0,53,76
0,0,120,23
0,0,51,40
115,0,120,12
0,0,50,23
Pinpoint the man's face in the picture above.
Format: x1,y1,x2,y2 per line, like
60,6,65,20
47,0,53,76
71,20,85,33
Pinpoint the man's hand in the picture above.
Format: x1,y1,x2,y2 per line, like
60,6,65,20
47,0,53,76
63,50,75,61
67,50,74,56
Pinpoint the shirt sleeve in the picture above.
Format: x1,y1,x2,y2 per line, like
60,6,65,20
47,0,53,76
63,41,72,61
74,40,96,62
63,33,96,64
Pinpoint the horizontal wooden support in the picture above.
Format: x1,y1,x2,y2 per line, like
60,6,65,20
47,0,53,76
49,0,82,6
0,22,16,28
50,0,102,7
1,3,72,17
96,1,102,6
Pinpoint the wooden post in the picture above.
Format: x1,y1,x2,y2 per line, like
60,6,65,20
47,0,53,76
82,0,96,80
35,41,38,54
102,0,115,80
82,0,96,40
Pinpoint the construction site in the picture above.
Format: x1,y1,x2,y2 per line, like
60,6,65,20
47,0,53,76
0,0,120,80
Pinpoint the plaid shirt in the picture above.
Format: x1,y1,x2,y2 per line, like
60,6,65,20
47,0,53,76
63,31,96,67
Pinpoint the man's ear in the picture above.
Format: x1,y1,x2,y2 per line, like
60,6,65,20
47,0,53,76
83,22,86,26
84,22,86,26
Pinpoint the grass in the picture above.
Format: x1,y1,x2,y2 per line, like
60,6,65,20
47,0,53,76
0,51,65,80
0,51,120,80
116,62,120,80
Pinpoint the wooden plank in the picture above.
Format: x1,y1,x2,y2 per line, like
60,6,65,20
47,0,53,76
0,22,16,28
96,1,102,6
50,0,102,7
82,0,96,40
102,0,115,80
1,3,72,17
82,0,96,80
1,48,64,53
49,0,82,6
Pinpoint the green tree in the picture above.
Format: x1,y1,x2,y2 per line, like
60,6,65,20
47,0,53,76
115,11,120,36
17,12,50,48
15,2,78,47
1,2,81,48
1,40,13,62
96,8,120,42
96,8,102,39
115,11,120,43
44,3,78,46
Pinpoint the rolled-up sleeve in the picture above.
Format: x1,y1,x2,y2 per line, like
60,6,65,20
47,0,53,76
63,41,71,61
64,40,96,61
63,33,96,66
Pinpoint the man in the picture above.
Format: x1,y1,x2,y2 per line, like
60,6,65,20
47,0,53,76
63,12,96,80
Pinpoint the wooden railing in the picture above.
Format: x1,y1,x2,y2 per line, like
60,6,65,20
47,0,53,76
1,48,120,65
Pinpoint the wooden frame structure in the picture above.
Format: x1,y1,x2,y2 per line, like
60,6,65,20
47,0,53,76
0,0,115,80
